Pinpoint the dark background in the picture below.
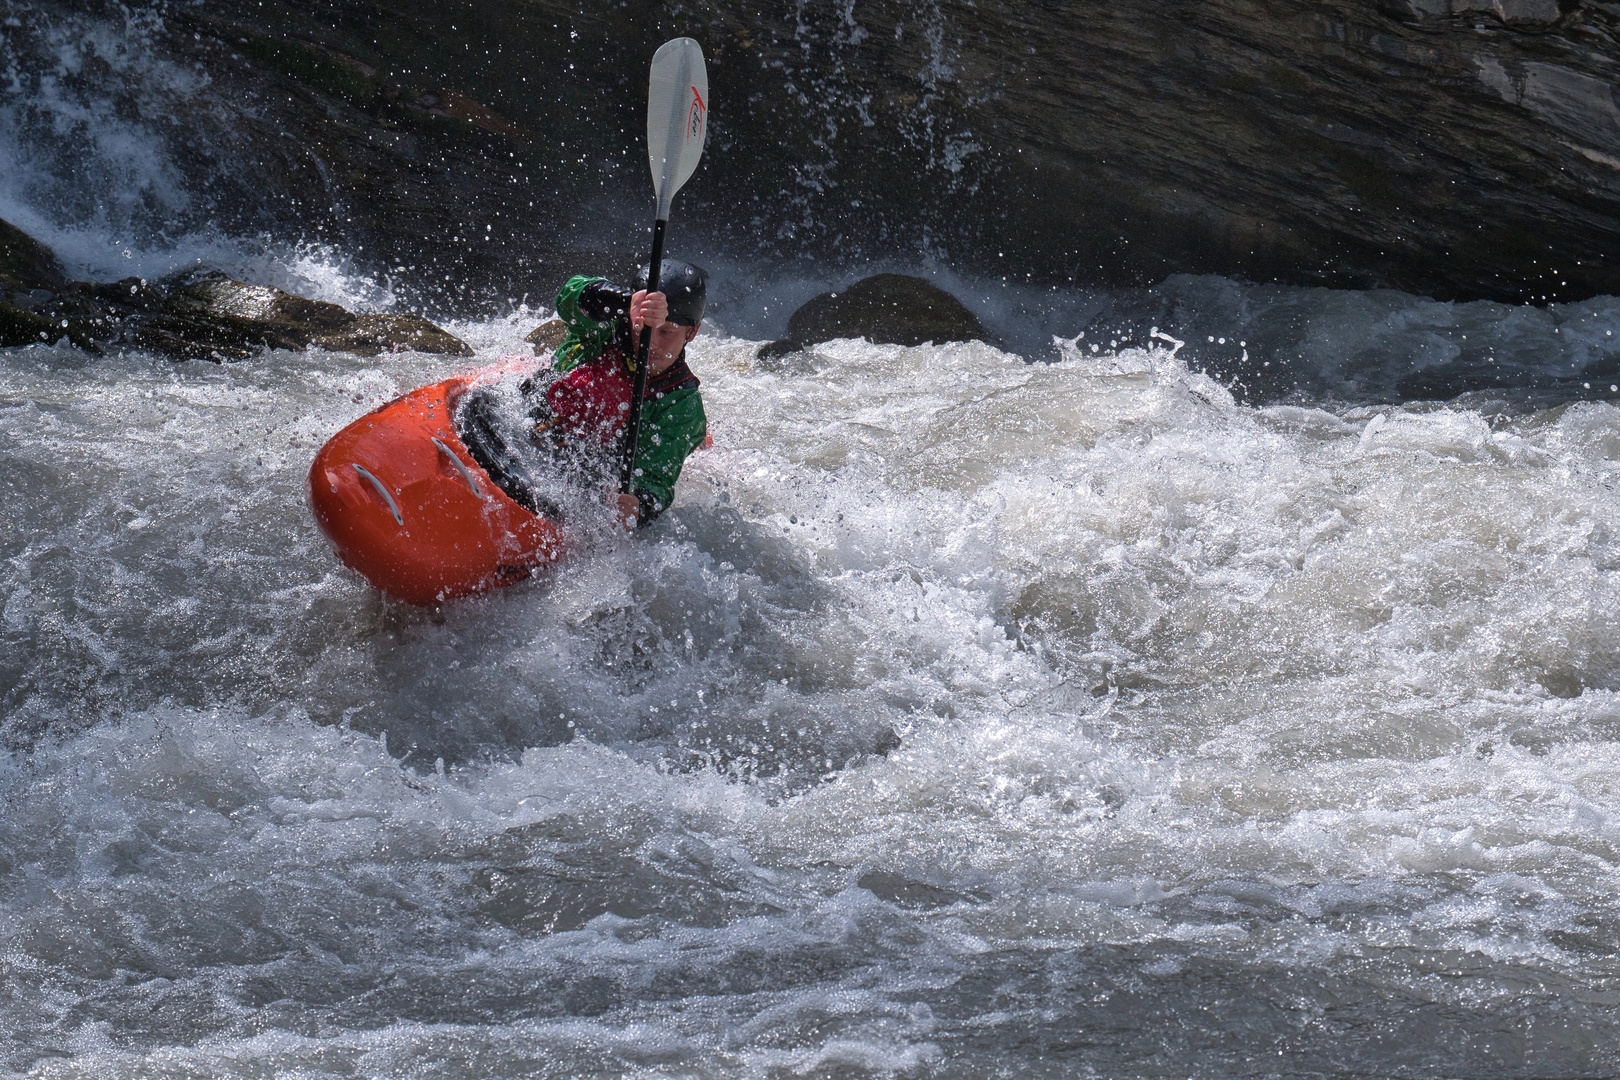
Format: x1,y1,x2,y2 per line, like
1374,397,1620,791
7,0,1620,312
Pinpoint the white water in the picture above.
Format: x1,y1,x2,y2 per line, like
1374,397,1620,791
7,2,1620,1072
5,321,1620,1077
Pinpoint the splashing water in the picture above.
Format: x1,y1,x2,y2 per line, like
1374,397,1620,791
4,4,1620,1073
0,2,401,311
5,310,1620,1076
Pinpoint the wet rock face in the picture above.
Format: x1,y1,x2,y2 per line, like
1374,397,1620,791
123,0,1620,304
1,219,160,350
759,274,986,360
11,0,1620,304
787,274,987,346
2,276,169,353
138,279,473,361
0,215,471,359
0,218,66,294
807,0,1620,304
0,219,75,349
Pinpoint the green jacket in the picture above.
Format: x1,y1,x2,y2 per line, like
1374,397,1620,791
552,274,708,519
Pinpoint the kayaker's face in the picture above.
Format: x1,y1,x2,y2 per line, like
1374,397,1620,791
646,321,698,374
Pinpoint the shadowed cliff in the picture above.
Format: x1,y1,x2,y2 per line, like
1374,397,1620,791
5,0,1620,307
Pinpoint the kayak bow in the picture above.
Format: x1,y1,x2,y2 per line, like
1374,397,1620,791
308,363,565,604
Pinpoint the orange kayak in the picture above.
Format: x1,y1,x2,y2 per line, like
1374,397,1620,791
307,361,565,604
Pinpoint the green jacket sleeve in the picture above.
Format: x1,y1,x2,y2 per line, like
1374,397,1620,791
551,275,616,374
630,387,708,519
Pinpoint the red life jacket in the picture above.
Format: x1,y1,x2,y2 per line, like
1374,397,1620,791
546,349,634,445
545,348,700,446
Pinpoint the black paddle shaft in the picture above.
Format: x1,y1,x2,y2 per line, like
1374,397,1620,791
618,217,667,495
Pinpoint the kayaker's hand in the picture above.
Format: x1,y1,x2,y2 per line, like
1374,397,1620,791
629,290,669,346
614,492,640,530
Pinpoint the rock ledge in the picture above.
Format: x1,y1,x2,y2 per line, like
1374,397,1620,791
0,217,471,360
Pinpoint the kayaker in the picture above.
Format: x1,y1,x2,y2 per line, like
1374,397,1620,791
529,259,709,529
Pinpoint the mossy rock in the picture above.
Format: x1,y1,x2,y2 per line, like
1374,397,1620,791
139,278,471,360
785,274,987,348
0,217,66,293
525,318,568,353
0,304,103,352
0,301,61,348
318,312,474,356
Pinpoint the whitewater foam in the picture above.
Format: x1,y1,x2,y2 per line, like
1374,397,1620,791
5,323,1620,1075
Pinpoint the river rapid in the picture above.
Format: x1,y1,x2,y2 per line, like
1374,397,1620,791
8,2,1620,1076
5,296,1620,1076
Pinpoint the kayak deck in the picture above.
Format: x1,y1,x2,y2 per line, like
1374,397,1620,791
308,373,565,604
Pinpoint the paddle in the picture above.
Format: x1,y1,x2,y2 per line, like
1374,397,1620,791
619,37,709,497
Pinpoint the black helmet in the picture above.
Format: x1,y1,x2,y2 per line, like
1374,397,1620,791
638,259,707,326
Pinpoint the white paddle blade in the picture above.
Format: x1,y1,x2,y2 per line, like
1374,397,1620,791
647,37,708,219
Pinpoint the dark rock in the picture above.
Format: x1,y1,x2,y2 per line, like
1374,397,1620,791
14,3,628,312
0,220,163,352
524,318,568,353
16,2,1620,304
784,274,988,348
0,215,468,360
754,339,806,369
0,217,66,293
316,313,474,356
0,276,106,352
135,279,472,361
44,286,121,325
122,0,1620,303
84,277,167,313
0,301,69,349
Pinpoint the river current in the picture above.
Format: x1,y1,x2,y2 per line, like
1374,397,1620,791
7,2,1620,1075
5,297,1620,1075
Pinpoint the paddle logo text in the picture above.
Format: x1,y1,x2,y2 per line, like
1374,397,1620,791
687,85,706,141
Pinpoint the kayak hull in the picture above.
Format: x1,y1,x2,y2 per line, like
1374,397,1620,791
308,369,564,604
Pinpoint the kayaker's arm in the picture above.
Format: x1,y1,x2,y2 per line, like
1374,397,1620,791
551,275,634,374
576,280,634,323
555,275,632,325
621,388,707,527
